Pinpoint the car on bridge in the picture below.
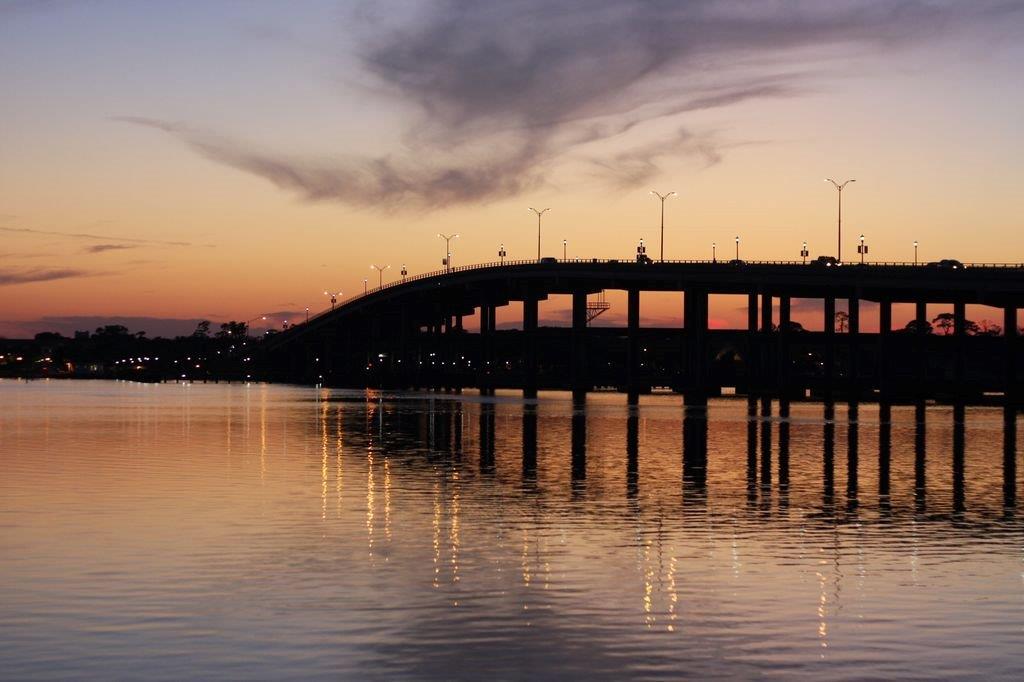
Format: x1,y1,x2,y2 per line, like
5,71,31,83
928,259,966,270
540,257,558,264
812,256,839,267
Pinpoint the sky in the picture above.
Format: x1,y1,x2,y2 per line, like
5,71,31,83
2,0,1023,337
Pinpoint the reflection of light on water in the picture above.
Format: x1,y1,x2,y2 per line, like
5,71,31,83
384,457,392,546
366,451,375,559
667,554,678,631
817,553,829,658
450,470,461,589
336,405,343,518
432,480,441,588
521,528,532,588
643,537,654,628
321,398,328,522
259,389,267,483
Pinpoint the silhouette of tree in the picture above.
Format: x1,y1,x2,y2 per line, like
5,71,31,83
974,319,1002,336
903,319,933,334
834,311,849,333
932,312,955,335
192,320,211,338
216,321,247,339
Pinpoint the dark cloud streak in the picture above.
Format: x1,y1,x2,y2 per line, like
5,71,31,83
121,0,1023,209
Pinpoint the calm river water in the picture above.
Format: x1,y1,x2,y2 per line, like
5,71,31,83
1,380,1022,680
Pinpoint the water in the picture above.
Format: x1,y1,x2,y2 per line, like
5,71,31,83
1,380,1022,680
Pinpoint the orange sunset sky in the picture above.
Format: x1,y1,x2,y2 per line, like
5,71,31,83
2,1,1023,337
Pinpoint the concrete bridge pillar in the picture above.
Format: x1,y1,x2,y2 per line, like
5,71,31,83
684,288,708,402
626,288,641,405
916,300,928,397
523,297,539,399
778,295,791,395
824,296,836,396
479,303,496,395
760,293,772,394
848,295,860,396
878,300,892,397
571,291,588,401
1005,306,1017,401
954,300,967,392
746,292,758,394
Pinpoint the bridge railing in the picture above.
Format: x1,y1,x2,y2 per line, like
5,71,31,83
298,257,1024,328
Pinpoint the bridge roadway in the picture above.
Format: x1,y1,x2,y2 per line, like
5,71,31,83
262,259,1024,403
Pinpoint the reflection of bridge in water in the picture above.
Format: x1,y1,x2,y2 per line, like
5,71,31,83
267,260,1024,404
353,393,1019,528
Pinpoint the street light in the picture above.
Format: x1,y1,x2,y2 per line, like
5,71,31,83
857,234,868,264
324,290,342,309
637,238,647,262
400,264,408,282
370,264,390,288
363,278,368,295
735,235,740,261
562,239,567,261
712,241,717,262
528,207,550,260
650,190,676,262
801,241,809,264
438,233,459,272
498,244,507,265
305,306,310,323
913,240,919,265
825,178,855,262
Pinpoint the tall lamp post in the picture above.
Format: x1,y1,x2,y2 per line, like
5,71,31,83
562,239,567,261
735,235,740,261
825,178,855,262
438,233,459,272
370,264,390,288
305,307,310,323
650,190,676,262
363,278,368,295
528,207,550,260
857,234,868,264
498,244,507,265
712,241,717,263
801,241,809,264
324,290,342,310
913,240,919,265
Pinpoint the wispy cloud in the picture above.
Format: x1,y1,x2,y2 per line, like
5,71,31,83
121,0,1023,209
83,243,137,254
0,225,197,247
0,267,94,286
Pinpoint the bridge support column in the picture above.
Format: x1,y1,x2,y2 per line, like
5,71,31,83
849,295,860,398
480,304,495,395
779,295,791,396
916,300,928,397
747,292,758,395
824,296,836,397
523,297,539,399
761,293,772,394
627,289,641,405
571,291,588,401
684,288,708,403
1005,306,1018,402
954,300,967,395
878,300,891,398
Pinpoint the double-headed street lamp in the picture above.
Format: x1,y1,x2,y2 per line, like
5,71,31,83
857,234,868,264
801,241,809,264
438,233,459,272
324,290,342,310
498,244,507,265
825,178,855,262
528,207,550,260
650,190,676,262
370,264,390,289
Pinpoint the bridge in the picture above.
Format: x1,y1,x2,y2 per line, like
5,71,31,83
260,258,1024,404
